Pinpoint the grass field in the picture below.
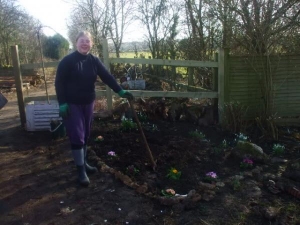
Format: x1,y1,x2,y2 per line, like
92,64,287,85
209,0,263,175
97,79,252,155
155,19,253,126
109,51,188,76
109,51,152,59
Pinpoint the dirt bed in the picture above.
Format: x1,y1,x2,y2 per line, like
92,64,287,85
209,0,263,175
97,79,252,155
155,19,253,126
1,78,300,225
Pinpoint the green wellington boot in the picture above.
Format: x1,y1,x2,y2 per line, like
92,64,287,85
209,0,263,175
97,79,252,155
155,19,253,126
72,149,90,186
84,146,98,174
76,165,90,186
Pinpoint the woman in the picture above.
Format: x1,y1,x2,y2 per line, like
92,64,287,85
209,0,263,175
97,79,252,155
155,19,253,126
55,31,133,186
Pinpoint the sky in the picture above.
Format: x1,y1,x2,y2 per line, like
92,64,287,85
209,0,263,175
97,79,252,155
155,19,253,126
17,0,145,42
18,0,72,39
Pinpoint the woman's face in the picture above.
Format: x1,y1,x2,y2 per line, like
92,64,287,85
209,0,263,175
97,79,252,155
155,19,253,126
76,35,92,55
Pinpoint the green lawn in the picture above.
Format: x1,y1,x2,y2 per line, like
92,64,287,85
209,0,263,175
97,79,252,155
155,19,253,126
109,51,152,59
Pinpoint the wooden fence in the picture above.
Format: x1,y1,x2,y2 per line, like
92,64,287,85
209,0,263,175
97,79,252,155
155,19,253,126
10,41,226,128
10,42,300,128
227,53,300,126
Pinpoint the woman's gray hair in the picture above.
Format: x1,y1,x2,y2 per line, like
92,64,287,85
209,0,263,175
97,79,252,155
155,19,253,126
75,31,93,42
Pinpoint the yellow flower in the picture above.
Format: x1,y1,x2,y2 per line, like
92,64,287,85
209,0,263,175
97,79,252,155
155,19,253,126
172,169,178,174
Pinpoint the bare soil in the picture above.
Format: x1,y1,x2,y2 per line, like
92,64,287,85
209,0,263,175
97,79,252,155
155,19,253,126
1,75,300,225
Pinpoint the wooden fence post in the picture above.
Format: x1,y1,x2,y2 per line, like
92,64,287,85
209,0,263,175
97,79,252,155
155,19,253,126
224,48,230,103
218,48,225,124
218,48,229,124
101,38,113,110
11,45,26,128
212,52,218,122
188,67,194,86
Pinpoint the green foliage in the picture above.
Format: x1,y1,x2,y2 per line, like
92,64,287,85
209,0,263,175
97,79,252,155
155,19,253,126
137,112,148,122
220,139,229,148
222,101,248,134
231,178,241,191
272,143,285,155
255,115,279,141
212,139,228,155
126,165,139,176
166,167,181,180
1,64,12,69
121,118,137,131
189,130,206,139
235,133,249,143
43,34,69,60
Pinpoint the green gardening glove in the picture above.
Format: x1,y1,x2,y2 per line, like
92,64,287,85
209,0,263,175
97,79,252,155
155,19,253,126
118,90,134,100
59,103,70,119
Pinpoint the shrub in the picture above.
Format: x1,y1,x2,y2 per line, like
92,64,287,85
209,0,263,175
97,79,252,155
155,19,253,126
272,143,285,155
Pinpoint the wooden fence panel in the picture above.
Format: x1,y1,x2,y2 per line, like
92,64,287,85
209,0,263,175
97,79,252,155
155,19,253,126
228,54,300,121
12,44,222,127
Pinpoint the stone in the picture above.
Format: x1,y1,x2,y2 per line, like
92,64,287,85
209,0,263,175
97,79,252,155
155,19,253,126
198,182,216,190
264,207,278,220
216,182,225,187
234,141,268,161
202,193,214,201
270,157,288,164
136,183,148,194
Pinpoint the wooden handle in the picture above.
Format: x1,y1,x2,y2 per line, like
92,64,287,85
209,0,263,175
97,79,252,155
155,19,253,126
128,99,156,170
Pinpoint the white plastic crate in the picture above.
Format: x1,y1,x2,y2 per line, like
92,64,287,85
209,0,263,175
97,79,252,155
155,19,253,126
0,92,8,110
127,79,146,90
25,100,61,131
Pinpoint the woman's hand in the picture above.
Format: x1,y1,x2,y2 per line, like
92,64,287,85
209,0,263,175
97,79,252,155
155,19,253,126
118,90,134,100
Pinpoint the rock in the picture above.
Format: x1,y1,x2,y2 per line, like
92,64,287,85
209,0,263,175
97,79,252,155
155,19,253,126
243,171,253,178
251,167,262,179
190,193,202,202
216,182,225,187
263,173,277,181
290,160,300,170
202,193,215,201
186,190,201,203
204,190,216,195
234,141,268,162
187,189,196,197
136,183,148,194
243,180,262,198
263,207,279,220
270,157,288,164
198,182,216,190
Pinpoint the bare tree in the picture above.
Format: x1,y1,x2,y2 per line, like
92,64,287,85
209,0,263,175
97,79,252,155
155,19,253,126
181,0,228,61
68,0,134,58
230,0,300,54
137,0,181,59
0,0,42,65
17,16,41,64
184,0,208,60
68,0,111,56
206,0,300,131
108,0,135,58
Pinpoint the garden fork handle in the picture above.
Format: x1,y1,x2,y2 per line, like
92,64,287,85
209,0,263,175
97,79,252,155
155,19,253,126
128,99,157,171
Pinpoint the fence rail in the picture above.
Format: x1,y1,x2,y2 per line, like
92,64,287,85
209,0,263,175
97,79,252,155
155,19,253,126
13,40,299,128
11,42,226,128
